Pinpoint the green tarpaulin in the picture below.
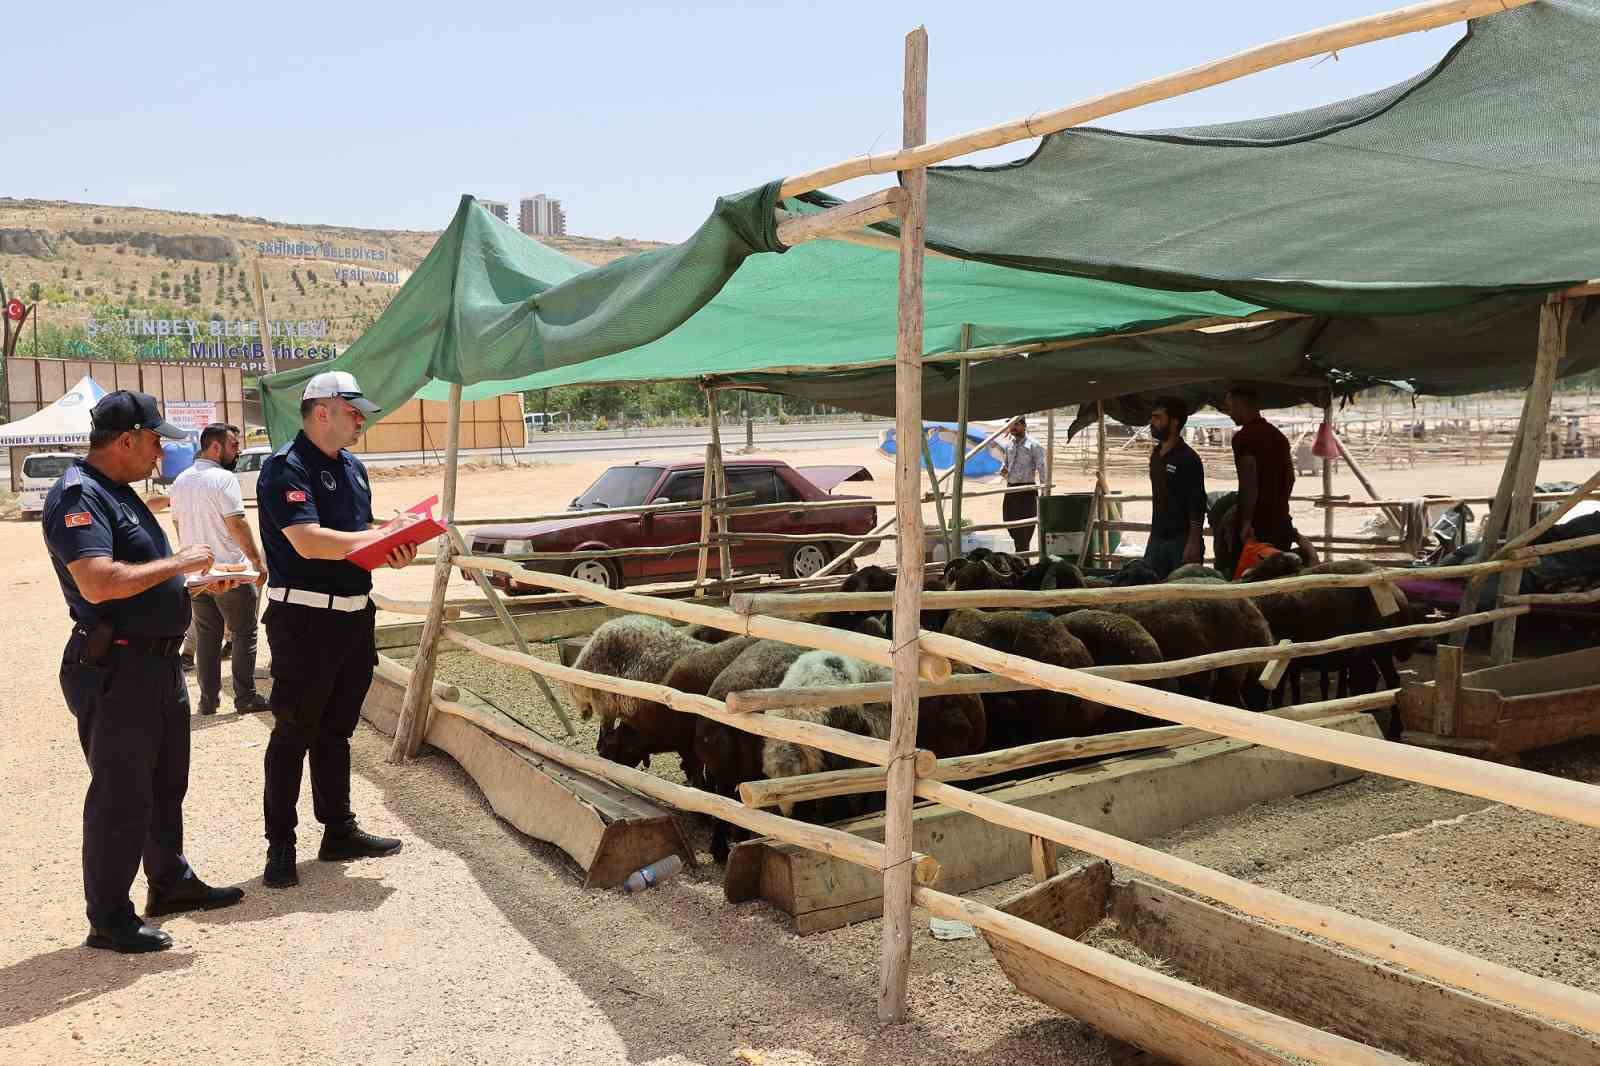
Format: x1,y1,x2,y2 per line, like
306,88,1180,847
263,0,1600,444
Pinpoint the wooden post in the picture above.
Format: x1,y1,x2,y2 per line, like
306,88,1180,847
1431,642,1463,737
950,347,971,561
1094,401,1108,565
707,389,734,581
1452,418,1526,645
444,522,575,737
390,382,463,762
1322,391,1335,560
695,439,716,596
879,24,927,1027
1490,296,1571,664
250,259,277,376
920,433,950,564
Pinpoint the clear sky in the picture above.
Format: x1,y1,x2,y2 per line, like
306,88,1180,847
7,1,1467,243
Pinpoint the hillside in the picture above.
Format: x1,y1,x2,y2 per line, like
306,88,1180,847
0,198,663,356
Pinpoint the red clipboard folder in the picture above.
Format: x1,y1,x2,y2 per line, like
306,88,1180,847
344,495,447,571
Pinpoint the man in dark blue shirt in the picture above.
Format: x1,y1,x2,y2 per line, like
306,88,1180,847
1144,397,1208,578
257,371,418,888
44,390,246,953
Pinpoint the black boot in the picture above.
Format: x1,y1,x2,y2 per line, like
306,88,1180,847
318,823,402,861
145,875,244,917
263,842,298,888
86,920,173,954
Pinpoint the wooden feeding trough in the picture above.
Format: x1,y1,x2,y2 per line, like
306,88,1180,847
984,861,1600,1066
1397,646,1600,758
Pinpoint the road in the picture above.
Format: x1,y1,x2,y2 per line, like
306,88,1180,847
360,418,893,468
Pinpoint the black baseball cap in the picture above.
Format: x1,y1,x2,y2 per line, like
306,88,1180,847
91,391,188,439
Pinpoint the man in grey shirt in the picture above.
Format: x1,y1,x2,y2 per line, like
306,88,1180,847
171,423,269,715
999,417,1046,553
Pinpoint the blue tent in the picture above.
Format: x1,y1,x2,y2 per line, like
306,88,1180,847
877,422,1007,479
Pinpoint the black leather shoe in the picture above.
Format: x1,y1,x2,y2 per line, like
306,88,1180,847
263,843,298,888
197,703,218,717
86,922,172,954
234,694,272,714
145,876,244,917
318,824,402,861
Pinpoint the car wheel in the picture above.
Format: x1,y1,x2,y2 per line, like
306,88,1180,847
567,558,622,589
783,542,832,580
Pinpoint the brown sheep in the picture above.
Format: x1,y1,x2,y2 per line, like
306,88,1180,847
567,615,707,725
1163,571,1276,709
594,636,759,787
1053,610,1171,728
941,609,1098,746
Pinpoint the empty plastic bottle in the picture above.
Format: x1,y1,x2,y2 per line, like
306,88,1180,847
621,854,684,893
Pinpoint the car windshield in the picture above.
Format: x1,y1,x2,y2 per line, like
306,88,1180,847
572,466,661,509
23,455,75,480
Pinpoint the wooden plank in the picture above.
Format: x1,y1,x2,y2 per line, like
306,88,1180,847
1432,643,1463,736
1029,835,1059,883
773,187,907,247
1111,879,1600,1066
1000,860,1113,937
359,669,691,887
374,602,623,651
726,716,1377,933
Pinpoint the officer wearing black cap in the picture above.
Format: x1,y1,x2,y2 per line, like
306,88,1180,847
258,371,417,888
43,390,246,954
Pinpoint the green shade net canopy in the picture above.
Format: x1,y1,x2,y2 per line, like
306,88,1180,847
264,0,1600,444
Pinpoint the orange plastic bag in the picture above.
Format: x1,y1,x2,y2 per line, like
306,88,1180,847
1233,539,1281,580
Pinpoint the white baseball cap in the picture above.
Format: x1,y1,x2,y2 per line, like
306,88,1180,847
302,370,380,415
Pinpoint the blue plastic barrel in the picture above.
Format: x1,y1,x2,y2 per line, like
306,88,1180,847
160,439,198,481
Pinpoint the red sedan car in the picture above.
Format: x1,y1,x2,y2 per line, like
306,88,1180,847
466,458,878,591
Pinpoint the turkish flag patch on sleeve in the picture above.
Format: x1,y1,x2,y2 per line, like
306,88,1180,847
64,512,93,528
286,490,308,503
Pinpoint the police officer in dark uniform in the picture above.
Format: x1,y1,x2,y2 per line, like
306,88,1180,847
44,390,246,953
257,371,417,888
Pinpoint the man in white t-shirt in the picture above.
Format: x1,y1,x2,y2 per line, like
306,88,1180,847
171,423,269,715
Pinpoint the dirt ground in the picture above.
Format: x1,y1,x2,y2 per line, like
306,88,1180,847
2,443,1597,1064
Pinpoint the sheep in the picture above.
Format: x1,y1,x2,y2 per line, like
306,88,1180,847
943,557,1015,592
568,615,707,725
822,564,949,635
1075,600,1218,702
591,634,759,788
1167,563,1228,583
1110,559,1162,587
1018,556,1086,592
1052,609,1173,728
941,608,1098,745
697,640,814,861
1246,558,1418,708
1164,569,1276,709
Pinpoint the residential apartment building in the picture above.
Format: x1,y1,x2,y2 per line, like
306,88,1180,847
519,194,567,237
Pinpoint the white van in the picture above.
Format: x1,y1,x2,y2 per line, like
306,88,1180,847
19,451,81,516
234,445,271,503
523,411,562,433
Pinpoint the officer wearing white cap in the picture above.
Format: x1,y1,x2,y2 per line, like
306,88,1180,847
43,390,246,953
257,371,417,888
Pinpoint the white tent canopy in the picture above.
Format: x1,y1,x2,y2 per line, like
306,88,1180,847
0,375,108,448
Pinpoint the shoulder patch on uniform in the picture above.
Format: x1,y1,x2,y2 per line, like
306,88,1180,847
64,512,93,528
286,489,308,503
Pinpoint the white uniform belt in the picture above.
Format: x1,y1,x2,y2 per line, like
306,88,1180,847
268,586,369,612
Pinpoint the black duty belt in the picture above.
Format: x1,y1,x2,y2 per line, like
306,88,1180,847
111,636,185,657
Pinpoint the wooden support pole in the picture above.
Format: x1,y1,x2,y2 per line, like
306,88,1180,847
879,25,928,1027
445,522,575,737
1330,428,1406,532
694,442,716,596
706,389,734,582
921,433,949,562
1497,462,1600,556
951,348,971,560
1491,295,1571,664
915,780,1600,1036
1452,420,1526,642
1093,401,1108,565
250,259,277,376
1431,642,1463,737
390,381,463,762
1028,835,1059,883
1322,391,1336,558
773,186,908,247
778,0,1526,196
